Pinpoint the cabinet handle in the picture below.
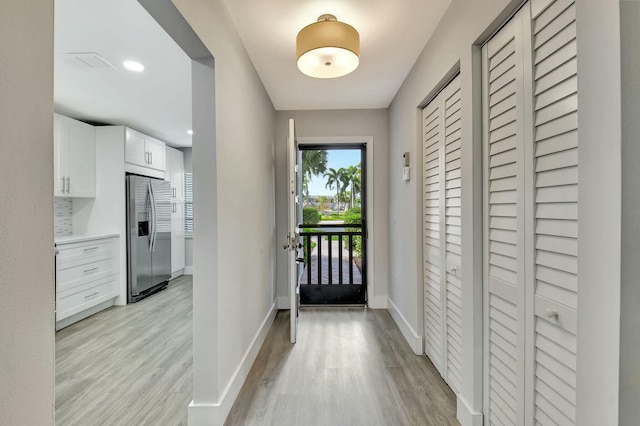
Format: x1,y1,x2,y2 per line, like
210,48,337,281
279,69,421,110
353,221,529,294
66,176,71,193
150,151,153,165
61,177,66,192
84,292,100,299
83,247,99,252
84,267,99,274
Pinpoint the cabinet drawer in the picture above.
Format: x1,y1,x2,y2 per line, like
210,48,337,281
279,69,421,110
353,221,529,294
57,257,118,293
56,275,118,321
57,238,117,270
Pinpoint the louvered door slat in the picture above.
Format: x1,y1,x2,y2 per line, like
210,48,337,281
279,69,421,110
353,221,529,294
531,1,578,424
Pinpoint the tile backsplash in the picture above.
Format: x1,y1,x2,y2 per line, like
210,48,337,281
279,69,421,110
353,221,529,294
54,198,73,236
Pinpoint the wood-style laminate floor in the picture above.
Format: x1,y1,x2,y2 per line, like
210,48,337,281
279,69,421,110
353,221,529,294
226,308,459,426
55,276,192,426
56,277,458,426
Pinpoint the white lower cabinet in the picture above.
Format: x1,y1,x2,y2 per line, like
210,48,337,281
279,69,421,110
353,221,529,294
55,235,119,330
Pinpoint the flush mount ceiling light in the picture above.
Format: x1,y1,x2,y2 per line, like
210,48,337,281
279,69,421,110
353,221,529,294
296,14,360,79
123,60,144,72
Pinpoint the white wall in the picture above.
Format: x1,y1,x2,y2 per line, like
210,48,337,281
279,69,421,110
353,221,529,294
172,1,277,424
274,110,390,308
73,126,128,304
0,0,55,424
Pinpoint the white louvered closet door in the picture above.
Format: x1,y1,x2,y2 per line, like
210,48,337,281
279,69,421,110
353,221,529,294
482,5,530,425
483,1,580,425
529,0,579,424
423,97,444,375
442,75,463,393
422,74,464,393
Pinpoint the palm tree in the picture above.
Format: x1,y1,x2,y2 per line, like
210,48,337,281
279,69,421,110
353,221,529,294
350,164,362,208
341,164,361,210
323,167,344,213
301,150,327,204
339,168,352,209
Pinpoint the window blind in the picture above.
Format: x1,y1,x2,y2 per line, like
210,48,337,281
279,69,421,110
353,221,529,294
184,172,193,234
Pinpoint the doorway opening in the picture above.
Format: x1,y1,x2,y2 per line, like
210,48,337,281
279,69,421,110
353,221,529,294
297,144,367,305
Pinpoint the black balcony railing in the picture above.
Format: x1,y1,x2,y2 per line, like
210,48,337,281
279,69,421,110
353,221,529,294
298,223,363,286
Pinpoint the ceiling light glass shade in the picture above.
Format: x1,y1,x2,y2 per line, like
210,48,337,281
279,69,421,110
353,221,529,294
296,15,360,79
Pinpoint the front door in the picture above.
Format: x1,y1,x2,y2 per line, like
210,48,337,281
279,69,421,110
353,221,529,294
297,145,367,305
286,118,303,344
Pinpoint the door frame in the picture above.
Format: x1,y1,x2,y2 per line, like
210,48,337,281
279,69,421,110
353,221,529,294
297,136,379,308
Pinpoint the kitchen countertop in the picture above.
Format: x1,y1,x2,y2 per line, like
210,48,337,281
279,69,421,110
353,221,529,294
55,233,120,245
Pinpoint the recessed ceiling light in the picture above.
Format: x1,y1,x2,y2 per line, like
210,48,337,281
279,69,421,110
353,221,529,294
123,60,144,72
187,130,194,135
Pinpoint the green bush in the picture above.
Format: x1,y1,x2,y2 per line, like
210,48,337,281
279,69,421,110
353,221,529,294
303,207,321,225
301,208,319,263
343,214,362,258
344,207,361,217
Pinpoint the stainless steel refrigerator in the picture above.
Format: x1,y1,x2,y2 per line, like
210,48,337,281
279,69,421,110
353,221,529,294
126,174,172,303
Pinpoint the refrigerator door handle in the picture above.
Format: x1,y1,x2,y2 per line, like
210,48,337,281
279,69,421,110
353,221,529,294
149,182,158,252
147,182,155,251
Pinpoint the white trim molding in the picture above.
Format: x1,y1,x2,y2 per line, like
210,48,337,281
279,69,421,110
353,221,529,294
184,266,193,275
188,301,277,426
387,297,423,355
457,394,484,426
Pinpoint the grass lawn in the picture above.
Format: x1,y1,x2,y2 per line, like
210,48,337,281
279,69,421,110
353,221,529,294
320,213,346,221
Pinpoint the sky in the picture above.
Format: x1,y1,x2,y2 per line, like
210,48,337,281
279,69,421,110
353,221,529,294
306,149,361,196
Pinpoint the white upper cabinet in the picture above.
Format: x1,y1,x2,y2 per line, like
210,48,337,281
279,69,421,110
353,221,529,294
54,113,96,198
165,146,184,202
124,128,147,167
125,128,165,172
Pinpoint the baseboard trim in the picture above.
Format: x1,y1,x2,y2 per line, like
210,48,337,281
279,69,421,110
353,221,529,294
188,301,277,426
368,295,387,309
387,297,423,355
456,394,483,426
187,403,221,426
55,297,117,331
277,296,289,310
184,266,193,275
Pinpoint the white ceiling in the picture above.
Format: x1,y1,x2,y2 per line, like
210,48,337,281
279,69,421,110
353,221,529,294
54,0,192,147
54,0,452,148
223,0,453,110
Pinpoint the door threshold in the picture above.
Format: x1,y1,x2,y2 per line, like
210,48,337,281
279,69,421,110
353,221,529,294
300,304,367,308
